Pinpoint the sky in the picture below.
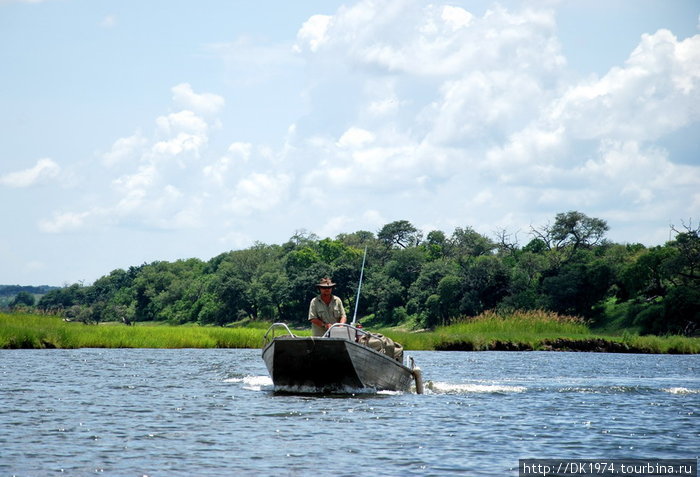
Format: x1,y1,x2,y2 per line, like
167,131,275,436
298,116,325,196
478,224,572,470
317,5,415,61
1,0,699,286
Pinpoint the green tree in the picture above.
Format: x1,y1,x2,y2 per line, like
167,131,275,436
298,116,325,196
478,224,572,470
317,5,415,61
407,259,458,328
449,226,495,258
377,220,421,249
542,251,614,318
423,230,447,260
662,285,700,335
250,271,289,320
38,284,86,312
436,274,462,322
363,274,405,325
10,291,35,308
459,255,510,316
384,247,425,290
667,224,700,284
533,211,609,251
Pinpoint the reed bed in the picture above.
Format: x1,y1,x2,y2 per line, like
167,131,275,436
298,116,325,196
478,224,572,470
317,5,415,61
2,312,697,353
377,310,588,351
379,310,699,354
0,313,267,349
439,309,590,345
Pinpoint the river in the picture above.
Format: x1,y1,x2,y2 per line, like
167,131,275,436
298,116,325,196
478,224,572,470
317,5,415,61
1,349,698,476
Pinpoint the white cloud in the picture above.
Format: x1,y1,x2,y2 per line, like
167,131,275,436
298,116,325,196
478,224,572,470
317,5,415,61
102,133,147,166
548,30,700,141
289,2,698,246
337,127,375,148
428,70,548,145
294,14,332,53
484,125,567,181
151,132,207,158
38,210,91,234
37,84,226,234
230,172,292,215
151,110,209,161
113,164,158,194
367,96,400,116
171,83,225,115
114,188,147,215
581,140,700,193
297,1,563,77
0,158,61,188
203,142,252,186
476,29,700,208
29,2,700,253
441,6,473,31
155,110,208,137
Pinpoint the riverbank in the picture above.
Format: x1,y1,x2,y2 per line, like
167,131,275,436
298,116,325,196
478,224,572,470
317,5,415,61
381,310,699,354
1,312,698,353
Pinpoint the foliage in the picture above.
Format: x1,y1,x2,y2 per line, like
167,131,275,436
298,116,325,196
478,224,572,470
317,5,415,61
8,211,695,338
10,291,36,308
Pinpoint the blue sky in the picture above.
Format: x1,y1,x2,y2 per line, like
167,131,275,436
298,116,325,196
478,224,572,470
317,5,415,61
1,0,698,286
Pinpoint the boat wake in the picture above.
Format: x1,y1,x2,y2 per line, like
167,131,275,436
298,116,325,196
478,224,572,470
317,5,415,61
663,387,699,395
423,381,527,394
225,377,697,397
225,375,273,391
225,376,531,395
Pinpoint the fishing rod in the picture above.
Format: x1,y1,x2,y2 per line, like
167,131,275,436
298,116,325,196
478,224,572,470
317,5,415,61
351,246,367,326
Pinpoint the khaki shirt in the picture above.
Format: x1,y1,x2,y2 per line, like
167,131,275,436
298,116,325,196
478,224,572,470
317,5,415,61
308,295,346,336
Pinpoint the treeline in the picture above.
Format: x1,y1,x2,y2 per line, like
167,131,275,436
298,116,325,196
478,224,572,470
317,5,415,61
0,285,57,308
30,211,699,336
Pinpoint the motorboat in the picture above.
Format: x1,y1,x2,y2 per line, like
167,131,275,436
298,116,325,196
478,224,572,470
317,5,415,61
261,322,423,394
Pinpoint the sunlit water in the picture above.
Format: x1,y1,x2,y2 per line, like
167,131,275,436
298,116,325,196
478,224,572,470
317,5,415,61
1,349,698,476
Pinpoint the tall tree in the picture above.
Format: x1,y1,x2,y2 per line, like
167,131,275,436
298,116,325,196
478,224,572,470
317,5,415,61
532,211,609,251
449,226,496,257
377,220,421,249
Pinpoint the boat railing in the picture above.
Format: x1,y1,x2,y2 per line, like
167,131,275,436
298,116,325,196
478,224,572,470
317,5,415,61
262,322,297,346
322,323,372,341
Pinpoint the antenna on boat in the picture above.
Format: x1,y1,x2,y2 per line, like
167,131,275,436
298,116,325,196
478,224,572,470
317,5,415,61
351,246,367,326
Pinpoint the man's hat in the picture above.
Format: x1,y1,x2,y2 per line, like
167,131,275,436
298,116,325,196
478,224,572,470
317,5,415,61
316,277,336,288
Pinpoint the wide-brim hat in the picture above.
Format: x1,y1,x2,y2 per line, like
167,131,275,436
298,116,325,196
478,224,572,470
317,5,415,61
316,277,336,288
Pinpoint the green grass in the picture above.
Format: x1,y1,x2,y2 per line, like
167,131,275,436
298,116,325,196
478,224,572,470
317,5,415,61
2,311,698,353
377,310,699,354
0,313,269,349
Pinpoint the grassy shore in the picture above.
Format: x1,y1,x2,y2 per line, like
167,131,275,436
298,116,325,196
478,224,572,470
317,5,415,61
378,310,699,354
0,313,270,349
1,311,698,353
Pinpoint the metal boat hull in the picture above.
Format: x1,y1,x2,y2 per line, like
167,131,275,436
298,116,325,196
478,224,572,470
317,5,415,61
262,336,414,393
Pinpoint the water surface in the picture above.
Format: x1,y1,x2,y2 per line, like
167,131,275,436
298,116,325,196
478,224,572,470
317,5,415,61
1,349,697,476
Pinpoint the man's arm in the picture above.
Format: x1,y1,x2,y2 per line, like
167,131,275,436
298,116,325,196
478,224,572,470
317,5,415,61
310,318,330,329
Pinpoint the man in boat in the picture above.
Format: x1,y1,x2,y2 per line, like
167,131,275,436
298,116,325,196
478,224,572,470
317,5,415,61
308,277,347,336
